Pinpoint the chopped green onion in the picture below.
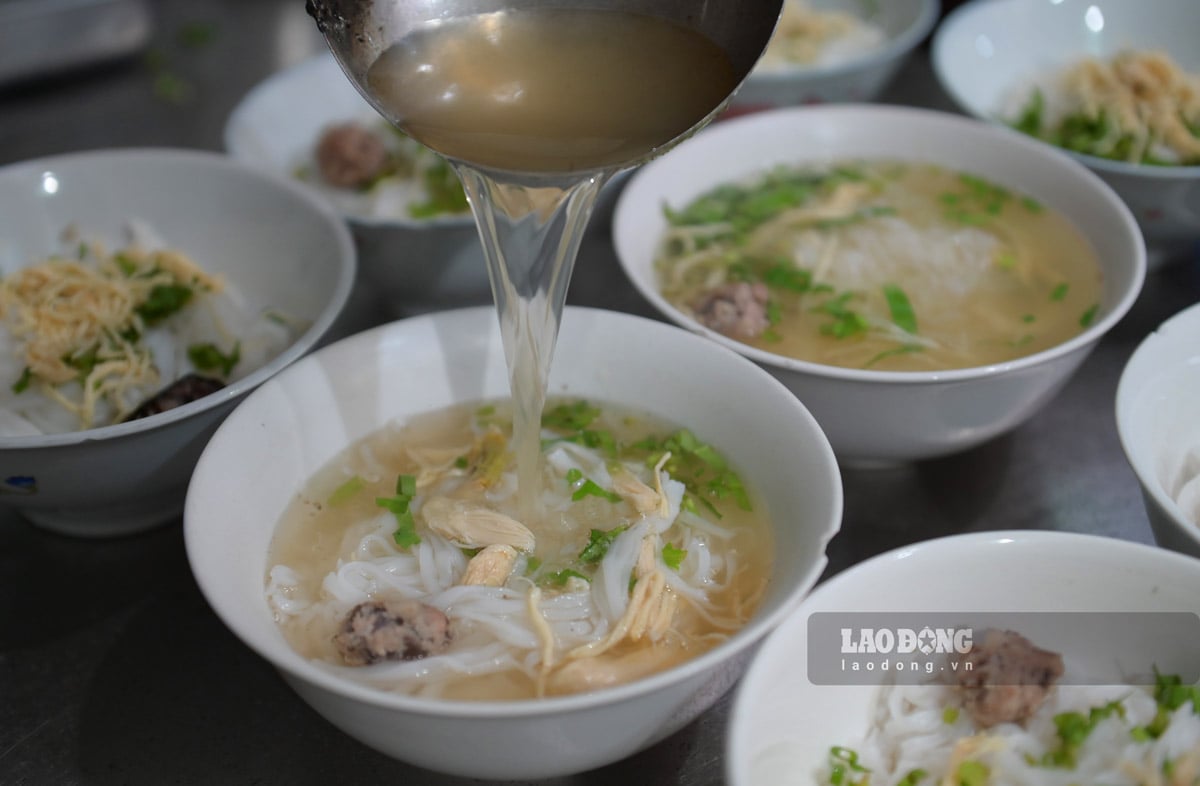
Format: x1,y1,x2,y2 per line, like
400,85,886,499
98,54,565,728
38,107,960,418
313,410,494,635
187,341,240,377
1080,304,1099,327
11,366,32,394
662,543,687,571
327,475,365,506
1050,283,1069,301
942,706,959,725
883,284,917,334
955,760,988,786
579,525,629,563
136,284,193,324
376,473,420,548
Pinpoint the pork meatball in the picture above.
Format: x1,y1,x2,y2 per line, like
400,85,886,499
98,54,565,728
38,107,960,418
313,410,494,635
315,123,389,189
334,599,452,666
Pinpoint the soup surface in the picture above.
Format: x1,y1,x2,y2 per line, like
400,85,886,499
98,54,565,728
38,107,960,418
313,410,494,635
266,397,771,701
655,160,1103,371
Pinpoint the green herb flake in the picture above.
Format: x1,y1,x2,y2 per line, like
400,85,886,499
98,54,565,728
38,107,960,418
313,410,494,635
897,769,928,786
540,568,589,588
453,456,469,469
187,341,240,377
828,746,870,786
955,760,989,786
571,478,623,504
327,475,365,506
11,366,33,394
579,525,629,564
376,473,420,548
883,284,918,334
1049,283,1070,302
136,284,193,324
1080,304,1099,328
942,706,959,725
813,292,870,339
662,543,688,571
543,400,601,432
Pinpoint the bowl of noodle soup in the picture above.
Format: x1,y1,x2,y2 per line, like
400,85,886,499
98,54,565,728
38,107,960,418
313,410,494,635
184,305,842,779
727,530,1200,786
0,148,355,536
932,0,1200,267
613,104,1145,466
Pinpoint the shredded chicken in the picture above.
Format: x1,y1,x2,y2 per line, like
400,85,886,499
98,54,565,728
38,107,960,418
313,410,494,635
566,536,677,660
420,496,535,551
1062,50,1200,163
459,544,518,587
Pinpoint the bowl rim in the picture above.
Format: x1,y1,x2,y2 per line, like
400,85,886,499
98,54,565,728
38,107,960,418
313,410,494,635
184,303,844,720
748,0,941,83
0,146,357,450
224,51,477,231
724,528,1200,781
613,103,1147,385
1115,300,1200,549
930,0,1200,180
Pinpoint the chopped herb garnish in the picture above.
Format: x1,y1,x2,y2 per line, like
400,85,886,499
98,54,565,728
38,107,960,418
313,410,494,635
543,400,601,432
327,475,365,506
135,284,193,324
579,525,629,564
662,543,687,571
864,344,924,368
376,473,420,548
11,366,32,394
897,769,928,786
942,706,959,725
1038,701,1125,768
539,568,589,587
1080,304,1099,327
883,283,917,334
813,292,870,339
188,341,240,377
1050,283,1069,301
828,746,870,786
955,760,989,786
453,456,469,469
566,468,622,503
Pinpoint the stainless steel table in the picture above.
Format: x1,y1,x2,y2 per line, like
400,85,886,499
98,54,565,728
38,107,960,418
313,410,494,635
2,1,1198,783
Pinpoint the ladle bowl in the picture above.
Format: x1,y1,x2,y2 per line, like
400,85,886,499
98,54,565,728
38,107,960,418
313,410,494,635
305,0,783,175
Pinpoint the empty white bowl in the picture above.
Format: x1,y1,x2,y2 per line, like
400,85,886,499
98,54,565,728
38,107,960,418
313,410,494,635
225,52,489,313
184,305,842,779
731,0,939,111
0,148,355,536
932,0,1200,267
727,530,1200,786
1117,301,1200,559
613,104,1145,465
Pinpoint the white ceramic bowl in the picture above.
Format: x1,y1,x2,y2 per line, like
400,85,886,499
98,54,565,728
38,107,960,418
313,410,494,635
225,52,490,314
727,530,1200,786
0,149,355,536
932,0,1200,268
730,0,939,112
1117,301,1200,559
613,104,1146,465
184,305,842,780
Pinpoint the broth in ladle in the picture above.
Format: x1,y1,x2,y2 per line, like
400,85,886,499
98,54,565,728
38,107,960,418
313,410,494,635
364,8,739,515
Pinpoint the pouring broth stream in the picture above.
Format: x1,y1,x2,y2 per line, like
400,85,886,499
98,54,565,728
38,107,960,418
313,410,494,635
363,8,739,514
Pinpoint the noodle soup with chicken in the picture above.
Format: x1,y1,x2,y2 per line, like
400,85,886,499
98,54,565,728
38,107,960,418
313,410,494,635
266,396,772,700
655,160,1103,372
